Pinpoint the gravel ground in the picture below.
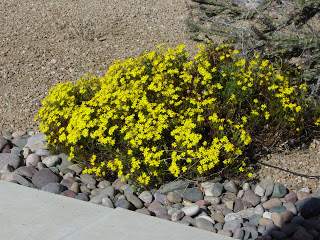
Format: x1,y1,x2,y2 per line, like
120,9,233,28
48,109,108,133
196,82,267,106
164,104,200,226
0,0,319,194
0,0,198,131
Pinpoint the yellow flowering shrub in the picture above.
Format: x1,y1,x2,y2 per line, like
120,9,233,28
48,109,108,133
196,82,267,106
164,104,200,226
36,42,319,188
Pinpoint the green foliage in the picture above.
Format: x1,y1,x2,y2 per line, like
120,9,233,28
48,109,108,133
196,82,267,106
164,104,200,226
35,43,319,189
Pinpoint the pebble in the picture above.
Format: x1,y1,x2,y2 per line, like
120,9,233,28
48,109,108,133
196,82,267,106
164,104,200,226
126,194,144,209
224,180,238,193
166,191,182,203
195,218,215,232
42,155,61,167
242,189,261,206
41,182,65,194
138,191,153,203
2,129,320,239
0,153,22,169
181,204,200,217
171,210,185,222
223,219,242,233
211,182,223,197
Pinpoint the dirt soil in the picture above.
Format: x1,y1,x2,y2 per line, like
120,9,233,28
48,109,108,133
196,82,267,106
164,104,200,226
0,0,319,192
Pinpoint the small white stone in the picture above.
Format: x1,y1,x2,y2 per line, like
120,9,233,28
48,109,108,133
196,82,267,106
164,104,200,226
197,215,215,224
255,205,264,215
224,213,243,223
237,190,244,198
42,155,61,167
138,191,153,203
102,197,114,208
299,187,310,193
242,183,250,191
181,204,200,216
263,212,272,219
255,184,266,197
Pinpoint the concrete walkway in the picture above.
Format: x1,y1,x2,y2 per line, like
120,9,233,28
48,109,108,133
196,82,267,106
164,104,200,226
0,180,233,240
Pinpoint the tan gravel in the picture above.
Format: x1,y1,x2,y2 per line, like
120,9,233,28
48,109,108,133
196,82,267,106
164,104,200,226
252,139,320,194
0,0,197,131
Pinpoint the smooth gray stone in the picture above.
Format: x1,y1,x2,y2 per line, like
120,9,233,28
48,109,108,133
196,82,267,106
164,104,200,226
32,168,61,188
166,191,182,203
97,180,111,189
249,214,262,226
237,208,256,219
101,197,114,208
0,136,9,150
154,193,166,204
35,149,51,156
223,219,242,233
258,226,266,234
204,196,220,205
123,186,135,196
115,198,134,210
271,184,287,198
195,218,215,232
138,191,153,203
25,132,46,148
89,193,109,204
126,193,144,209
242,189,261,206
214,222,223,231
13,173,36,188
0,153,22,169
176,187,203,202
14,139,27,149
10,147,22,157
168,207,179,216
254,204,264,215
233,228,244,239
41,182,66,194
254,184,266,197
17,166,38,178
171,210,185,221
157,180,190,194
135,208,151,216
259,176,274,197
283,202,297,215
42,155,61,167
224,180,238,193
270,206,286,213
225,213,243,223
241,226,258,239
100,186,115,198
56,153,72,173
80,174,96,186
75,193,89,201
181,204,200,217
211,182,223,197
67,164,82,175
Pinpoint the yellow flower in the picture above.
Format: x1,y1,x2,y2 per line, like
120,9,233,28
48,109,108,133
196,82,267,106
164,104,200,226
248,173,253,178
235,59,246,67
296,106,301,112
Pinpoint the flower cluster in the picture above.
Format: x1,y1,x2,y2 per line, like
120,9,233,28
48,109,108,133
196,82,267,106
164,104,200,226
35,42,319,188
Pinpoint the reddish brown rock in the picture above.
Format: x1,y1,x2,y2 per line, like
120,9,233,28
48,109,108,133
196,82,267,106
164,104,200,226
60,190,77,198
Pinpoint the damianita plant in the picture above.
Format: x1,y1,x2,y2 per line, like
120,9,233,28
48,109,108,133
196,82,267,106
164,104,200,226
36,42,320,189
